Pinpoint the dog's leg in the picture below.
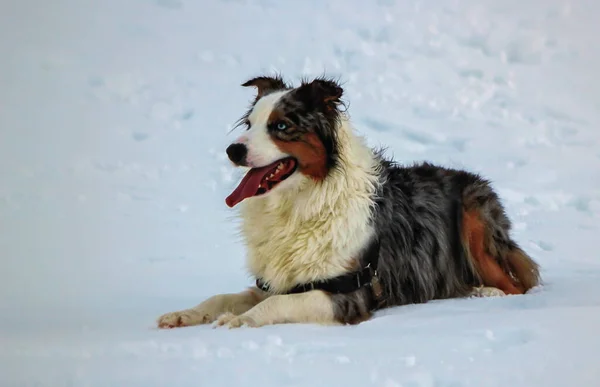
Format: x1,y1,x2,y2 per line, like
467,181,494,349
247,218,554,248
215,290,341,329
157,288,267,328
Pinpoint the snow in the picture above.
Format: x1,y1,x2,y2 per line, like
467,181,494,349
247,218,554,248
1,0,600,385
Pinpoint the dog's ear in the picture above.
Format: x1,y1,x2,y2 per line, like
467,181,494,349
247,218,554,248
241,76,288,99
297,77,344,109
311,78,344,104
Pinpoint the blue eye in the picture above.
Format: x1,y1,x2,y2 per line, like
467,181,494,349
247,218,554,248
276,121,288,131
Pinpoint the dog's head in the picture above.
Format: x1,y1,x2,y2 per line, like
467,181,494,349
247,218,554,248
225,75,344,208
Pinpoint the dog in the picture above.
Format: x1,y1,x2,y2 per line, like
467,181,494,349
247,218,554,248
157,75,541,329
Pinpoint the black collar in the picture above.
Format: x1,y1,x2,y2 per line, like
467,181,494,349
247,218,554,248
255,237,383,305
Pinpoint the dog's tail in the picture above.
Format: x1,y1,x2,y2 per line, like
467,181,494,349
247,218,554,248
460,208,541,295
505,243,541,292
456,175,542,295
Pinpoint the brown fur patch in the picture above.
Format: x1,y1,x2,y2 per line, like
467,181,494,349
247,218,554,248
462,210,524,295
272,133,328,181
506,246,541,291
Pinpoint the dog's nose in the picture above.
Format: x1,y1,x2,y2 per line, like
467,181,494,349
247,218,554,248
226,143,248,165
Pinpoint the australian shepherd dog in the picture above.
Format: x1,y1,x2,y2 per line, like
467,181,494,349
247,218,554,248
157,75,541,329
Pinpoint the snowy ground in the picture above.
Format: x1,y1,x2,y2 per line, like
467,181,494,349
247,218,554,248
1,0,600,386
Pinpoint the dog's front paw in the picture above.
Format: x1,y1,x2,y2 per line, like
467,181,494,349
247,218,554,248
214,312,259,329
157,309,213,329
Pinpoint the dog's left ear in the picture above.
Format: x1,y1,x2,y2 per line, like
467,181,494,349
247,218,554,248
298,78,344,109
241,76,288,99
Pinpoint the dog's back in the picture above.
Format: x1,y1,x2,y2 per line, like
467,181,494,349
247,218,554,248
370,158,540,306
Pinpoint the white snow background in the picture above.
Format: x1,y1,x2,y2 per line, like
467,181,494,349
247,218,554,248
1,0,600,386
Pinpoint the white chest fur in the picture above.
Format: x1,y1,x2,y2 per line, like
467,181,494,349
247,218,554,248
238,119,381,293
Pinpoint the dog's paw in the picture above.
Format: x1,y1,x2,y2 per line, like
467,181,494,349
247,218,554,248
157,309,213,329
214,312,259,329
470,286,506,298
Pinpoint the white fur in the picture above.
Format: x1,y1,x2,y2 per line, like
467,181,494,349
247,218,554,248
215,290,340,328
239,114,381,293
156,287,339,329
234,90,291,167
470,286,506,297
156,288,267,328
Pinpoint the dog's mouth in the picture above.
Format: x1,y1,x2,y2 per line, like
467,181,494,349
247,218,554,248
225,157,297,207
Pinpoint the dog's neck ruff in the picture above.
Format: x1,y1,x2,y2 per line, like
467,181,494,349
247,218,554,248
255,237,384,307
240,115,382,296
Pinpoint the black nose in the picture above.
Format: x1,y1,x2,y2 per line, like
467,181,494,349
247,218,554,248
226,143,248,165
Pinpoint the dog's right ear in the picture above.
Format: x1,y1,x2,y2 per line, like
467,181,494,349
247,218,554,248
241,76,288,99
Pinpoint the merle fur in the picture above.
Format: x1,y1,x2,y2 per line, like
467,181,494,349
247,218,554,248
330,157,541,324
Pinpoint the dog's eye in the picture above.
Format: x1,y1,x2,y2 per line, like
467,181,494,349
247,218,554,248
275,121,288,131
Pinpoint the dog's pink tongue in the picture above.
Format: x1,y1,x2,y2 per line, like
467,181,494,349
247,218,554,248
225,164,274,208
